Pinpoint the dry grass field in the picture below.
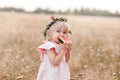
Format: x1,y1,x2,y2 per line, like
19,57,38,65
0,12,120,80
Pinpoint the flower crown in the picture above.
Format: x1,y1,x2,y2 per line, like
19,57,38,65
43,16,68,37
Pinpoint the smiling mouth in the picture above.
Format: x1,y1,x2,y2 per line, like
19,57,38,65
58,35,72,44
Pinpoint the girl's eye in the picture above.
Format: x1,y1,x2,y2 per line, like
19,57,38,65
57,31,60,33
63,32,67,34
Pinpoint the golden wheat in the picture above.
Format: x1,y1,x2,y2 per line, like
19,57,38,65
0,12,120,80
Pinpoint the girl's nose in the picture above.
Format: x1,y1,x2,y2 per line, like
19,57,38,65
60,32,64,36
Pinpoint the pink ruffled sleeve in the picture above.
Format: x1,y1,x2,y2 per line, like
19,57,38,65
36,41,56,61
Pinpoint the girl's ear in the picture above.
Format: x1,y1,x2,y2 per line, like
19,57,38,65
47,30,51,36
47,30,52,41
46,30,49,35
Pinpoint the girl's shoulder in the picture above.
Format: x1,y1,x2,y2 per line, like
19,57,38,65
38,41,57,50
37,41,60,60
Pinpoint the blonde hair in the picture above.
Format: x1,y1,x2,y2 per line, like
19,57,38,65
45,21,71,41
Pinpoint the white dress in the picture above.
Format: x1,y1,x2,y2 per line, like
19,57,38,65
36,41,70,80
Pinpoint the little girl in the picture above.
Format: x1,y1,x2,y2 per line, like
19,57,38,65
36,16,72,80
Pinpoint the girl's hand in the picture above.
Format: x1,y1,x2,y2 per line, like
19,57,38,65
65,42,72,53
59,42,72,54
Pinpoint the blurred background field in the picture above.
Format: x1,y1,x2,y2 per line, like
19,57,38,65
0,12,120,80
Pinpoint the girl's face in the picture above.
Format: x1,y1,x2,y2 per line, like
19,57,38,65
51,27,68,44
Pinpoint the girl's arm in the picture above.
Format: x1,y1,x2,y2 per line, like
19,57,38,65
65,42,72,62
65,50,70,62
46,48,65,67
